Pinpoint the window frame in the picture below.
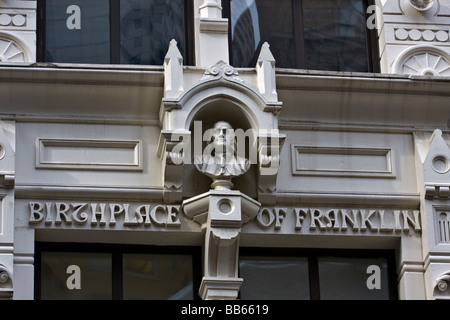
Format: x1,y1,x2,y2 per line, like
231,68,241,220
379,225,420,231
36,0,195,66
223,0,381,73
238,247,398,300
34,242,202,300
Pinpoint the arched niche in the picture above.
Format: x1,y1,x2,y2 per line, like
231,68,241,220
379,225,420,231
183,98,259,199
159,60,284,204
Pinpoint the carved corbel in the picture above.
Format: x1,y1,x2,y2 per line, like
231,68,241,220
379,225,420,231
157,130,191,203
433,272,450,300
0,264,13,299
257,130,286,205
182,190,261,300
200,226,242,300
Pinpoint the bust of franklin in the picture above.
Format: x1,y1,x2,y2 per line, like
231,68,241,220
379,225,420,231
195,121,250,190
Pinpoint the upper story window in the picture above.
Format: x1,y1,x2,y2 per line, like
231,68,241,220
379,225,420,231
224,0,380,73
37,0,193,65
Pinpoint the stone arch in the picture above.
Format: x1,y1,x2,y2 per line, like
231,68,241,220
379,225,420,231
160,55,284,204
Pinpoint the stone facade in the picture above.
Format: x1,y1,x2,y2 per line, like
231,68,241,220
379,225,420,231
0,0,449,300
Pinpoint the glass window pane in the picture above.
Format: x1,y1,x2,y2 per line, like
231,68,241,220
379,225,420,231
45,0,111,64
123,254,193,300
40,252,112,300
302,0,369,72
120,0,186,65
230,0,296,68
318,257,390,300
239,256,310,300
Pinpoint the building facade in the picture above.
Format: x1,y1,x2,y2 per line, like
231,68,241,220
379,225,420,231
0,0,449,300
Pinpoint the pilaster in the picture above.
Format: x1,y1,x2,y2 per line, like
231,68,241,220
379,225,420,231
0,120,15,299
380,0,450,75
414,129,450,299
195,0,229,67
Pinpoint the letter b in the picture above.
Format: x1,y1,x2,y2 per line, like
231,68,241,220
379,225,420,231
66,5,81,30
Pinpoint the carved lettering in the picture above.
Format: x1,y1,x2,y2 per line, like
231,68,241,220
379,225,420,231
340,209,359,231
55,202,72,225
294,208,307,230
274,208,287,230
255,207,421,234
401,210,421,232
256,208,275,229
378,210,393,232
310,209,327,231
45,202,53,225
324,210,338,230
150,205,167,226
166,205,182,227
360,210,378,232
27,201,421,235
91,203,106,226
109,204,126,226
29,202,44,224
124,205,145,226
28,201,182,229
72,203,88,225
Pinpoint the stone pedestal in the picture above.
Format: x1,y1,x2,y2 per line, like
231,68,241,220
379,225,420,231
182,189,260,300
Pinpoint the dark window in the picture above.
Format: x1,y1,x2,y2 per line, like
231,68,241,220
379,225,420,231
224,0,380,72
37,0,193,65
239,248,398,300
35,243,202,300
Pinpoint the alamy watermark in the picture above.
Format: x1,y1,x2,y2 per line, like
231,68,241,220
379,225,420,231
66,5,81,30
65,263,381,292
168,121,282,176
366,5,384,31
66,265,81,290
64,4,384,31
366,265,382,290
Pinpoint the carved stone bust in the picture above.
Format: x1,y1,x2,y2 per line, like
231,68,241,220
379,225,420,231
195,121,250,190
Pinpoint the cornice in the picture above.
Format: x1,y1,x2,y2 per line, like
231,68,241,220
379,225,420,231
0,64,448,130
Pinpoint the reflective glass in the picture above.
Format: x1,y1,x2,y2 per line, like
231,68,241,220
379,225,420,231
123,254,193,300
230,0,295,68
120,0,185,65
302,0,369,72
41,252,112,300
239,256,310,300
318,257,390,300
229,0,371,71
45,0,111,64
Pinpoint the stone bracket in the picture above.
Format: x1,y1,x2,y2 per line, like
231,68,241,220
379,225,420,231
182,190,261,300
0,264,13,299
157,130,191,203
257,131,286,205
433,271,450,300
